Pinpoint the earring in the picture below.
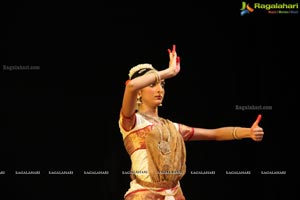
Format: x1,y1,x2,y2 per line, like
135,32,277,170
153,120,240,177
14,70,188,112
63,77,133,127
159,103,162,106
137,96,142,105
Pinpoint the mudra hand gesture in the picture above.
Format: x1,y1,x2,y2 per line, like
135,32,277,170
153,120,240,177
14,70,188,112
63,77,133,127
250,114,264,142
167,44,180,77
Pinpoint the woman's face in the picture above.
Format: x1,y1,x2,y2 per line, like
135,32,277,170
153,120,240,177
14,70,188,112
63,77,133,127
140,80,165,107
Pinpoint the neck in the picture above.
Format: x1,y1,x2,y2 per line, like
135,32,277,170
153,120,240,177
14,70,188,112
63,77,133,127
138,108,158,118
138,111,161,124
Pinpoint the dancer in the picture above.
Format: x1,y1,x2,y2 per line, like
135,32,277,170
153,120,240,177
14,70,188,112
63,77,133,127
118,44,264,200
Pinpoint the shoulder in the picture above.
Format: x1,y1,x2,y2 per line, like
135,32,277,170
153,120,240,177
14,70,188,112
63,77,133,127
119,113,152,138
161,118,179,131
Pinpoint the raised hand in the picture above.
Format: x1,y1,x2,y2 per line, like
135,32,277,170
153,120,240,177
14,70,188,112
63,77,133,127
167,44,180,75
250,114,264,142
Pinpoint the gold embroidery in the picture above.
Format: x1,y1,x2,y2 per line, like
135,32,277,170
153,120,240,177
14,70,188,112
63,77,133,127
124,126,152,155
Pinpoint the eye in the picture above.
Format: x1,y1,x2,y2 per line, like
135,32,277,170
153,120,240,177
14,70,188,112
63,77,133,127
149,80,165,88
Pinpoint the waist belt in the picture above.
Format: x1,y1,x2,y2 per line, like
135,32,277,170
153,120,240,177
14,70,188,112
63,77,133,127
135,178,178,189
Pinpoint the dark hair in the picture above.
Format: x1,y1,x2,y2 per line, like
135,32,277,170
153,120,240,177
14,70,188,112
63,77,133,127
130,68,153,80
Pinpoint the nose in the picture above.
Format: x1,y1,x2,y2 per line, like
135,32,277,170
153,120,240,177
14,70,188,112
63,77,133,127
155,86,164,98
155,83,163,91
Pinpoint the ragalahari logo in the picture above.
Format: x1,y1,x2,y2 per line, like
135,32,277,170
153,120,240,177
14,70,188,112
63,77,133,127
240,1,254,15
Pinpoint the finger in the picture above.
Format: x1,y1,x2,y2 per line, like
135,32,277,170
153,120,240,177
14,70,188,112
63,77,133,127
252,128,263,134
176,56,180,64
168,45,176,54
252,114,262,128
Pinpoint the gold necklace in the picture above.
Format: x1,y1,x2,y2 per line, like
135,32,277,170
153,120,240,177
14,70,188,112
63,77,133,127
138,112,171,155
157,126,171,155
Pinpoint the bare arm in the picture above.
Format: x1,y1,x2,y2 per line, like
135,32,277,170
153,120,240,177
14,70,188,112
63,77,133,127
179,115,264,142
120,45,181,130
191,126,263,141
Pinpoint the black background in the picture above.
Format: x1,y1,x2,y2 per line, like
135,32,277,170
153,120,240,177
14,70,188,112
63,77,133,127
1,1,298,200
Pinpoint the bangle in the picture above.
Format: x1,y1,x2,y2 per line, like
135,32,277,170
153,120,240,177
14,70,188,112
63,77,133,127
232,127,239,140
125,79,131,86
